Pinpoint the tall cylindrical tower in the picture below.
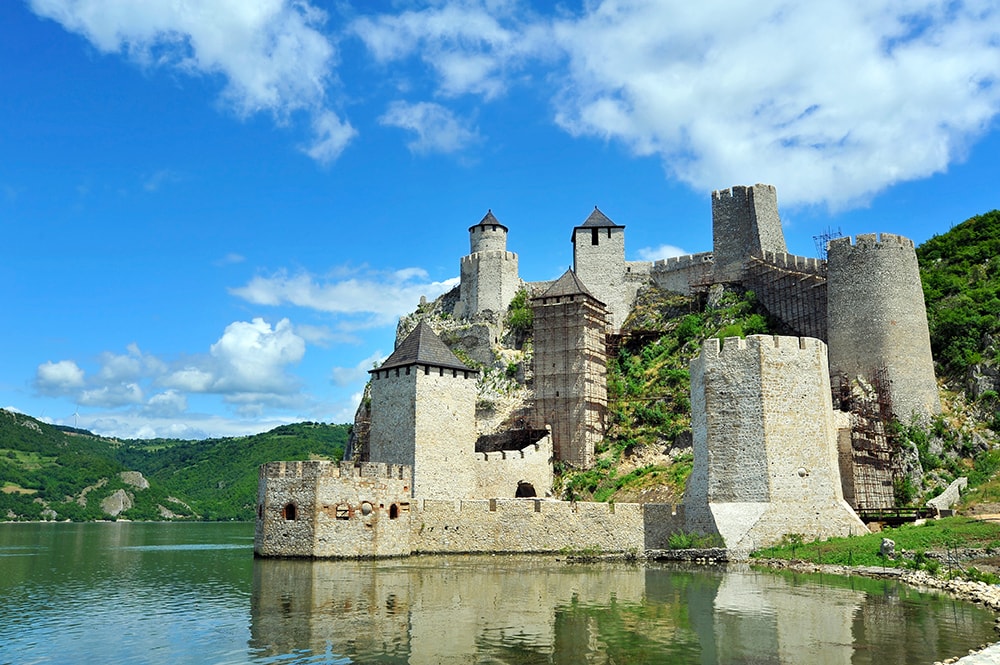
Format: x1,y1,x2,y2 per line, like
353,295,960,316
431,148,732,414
826,233,940,421
458,210,520,319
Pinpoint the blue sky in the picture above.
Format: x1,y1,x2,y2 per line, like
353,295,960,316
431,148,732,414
2,0,998,439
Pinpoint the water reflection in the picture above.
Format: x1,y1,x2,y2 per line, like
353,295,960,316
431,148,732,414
249,556,996,665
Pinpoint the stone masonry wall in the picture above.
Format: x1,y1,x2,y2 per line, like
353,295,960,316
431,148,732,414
826,233,941,421
472,435,554,498
573,225,650,331
685,335,867,550
650,252,715,294
458,251,520,318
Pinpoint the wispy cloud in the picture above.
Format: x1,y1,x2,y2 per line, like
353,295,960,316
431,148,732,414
380,101,480,154
635,244,688,262
230,266,459,329
30,0,355,163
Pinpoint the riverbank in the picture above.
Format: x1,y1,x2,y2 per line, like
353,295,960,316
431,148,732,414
754,558,1000,664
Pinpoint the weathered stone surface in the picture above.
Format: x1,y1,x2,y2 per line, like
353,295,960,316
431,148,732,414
101,489,132,517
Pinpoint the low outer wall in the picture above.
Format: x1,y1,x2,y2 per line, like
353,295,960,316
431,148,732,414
412,498,685,554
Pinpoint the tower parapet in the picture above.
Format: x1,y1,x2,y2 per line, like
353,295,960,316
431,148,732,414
826,233,940,421
712,184,787,282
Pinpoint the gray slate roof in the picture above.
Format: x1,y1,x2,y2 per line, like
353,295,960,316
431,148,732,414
576,207,622,229
372,320,476,373
536,269,604,305
468,209,508,232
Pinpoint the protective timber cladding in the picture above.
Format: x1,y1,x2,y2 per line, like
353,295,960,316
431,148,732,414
531,270,609,468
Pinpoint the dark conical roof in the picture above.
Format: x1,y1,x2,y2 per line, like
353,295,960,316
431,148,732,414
469,209,508,233
372,320,476,374
536,269,604,305
576,207,622,229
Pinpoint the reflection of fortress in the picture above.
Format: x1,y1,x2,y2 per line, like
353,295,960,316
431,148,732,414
255,184,940,558
249,557,989,664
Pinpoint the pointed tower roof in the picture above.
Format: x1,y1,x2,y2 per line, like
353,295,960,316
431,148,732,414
468,209,508,232
372,320,476,374
576,207,623,229
536,269,604,305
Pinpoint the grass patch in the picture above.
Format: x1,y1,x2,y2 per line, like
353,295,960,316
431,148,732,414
752,517,1000,568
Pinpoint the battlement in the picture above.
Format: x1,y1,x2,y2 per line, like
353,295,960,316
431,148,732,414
827,232,915,252
651,251,714,272
460,251,518,266
758,251,827,275
699,334,824,359
259,460,411,481
712,183,777,201
474,441,544,462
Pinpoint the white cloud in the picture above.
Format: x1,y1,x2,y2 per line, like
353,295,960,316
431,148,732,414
231,267,459,328
30,0,354,162
331,351,385,387
549,0,1000,207
380,101,480,154
209,317,305,393
144,390,188,418
635,244,688,262
79,382,144,407
35,360,85,394
98,343,166,382
351,1,552,99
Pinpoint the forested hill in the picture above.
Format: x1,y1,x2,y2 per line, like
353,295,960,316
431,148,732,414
0,410,347,522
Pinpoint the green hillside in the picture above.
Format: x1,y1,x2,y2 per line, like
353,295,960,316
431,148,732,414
0,410,347,522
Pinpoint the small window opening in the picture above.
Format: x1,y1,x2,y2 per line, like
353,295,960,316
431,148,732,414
282,503,297,521
405,366,410,375
424,366,429,375
257,504,263,519
607,228,611,238
390,504,400,519
591,228,599,245
335,504,350,520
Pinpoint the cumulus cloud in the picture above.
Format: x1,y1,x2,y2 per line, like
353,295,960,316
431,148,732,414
35,360,85,395
380,101,480,154
29,0,354,162
550,0,1000,207
143,390,188,418
209,318,306,393
635,244,689,262
353,0,1000,208
230,267,459,329
79,382,144,408
98,343,166,382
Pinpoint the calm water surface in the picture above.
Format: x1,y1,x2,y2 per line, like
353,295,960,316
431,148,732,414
0,522,995,664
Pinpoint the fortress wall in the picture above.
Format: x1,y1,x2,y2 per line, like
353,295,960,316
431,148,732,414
413,367,479,499
759,251,826,277
650,252,715,294
743,258,828,341
458,250,520,318
827,233,940,420
712,184,787,282
411,498,685,554
472,436,553,498
255,461,322,557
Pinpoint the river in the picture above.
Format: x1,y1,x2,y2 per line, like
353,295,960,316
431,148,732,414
0,522,994,664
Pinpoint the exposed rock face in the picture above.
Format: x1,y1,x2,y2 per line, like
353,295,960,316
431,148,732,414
119,471,149,489
101,489,133,516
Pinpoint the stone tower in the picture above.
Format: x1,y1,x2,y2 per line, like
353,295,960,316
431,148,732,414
826,233,941,422
684,335,867,550
531,270,608,468
457,210,521,319
571,207,638,331
711,184,787,283
368,321,479,499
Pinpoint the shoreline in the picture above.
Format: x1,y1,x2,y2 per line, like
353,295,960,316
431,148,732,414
754,558,1000,664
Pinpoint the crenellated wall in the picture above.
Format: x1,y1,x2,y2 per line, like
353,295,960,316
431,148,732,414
472,436,554,498
711,184,787,283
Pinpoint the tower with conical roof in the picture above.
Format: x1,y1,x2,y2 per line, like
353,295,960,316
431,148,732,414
571,207,647,331
457,210,521,319
531,270,609,468
368,321,479,499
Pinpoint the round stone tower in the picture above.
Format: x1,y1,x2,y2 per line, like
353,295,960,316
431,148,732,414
457,210,520,319
826,233,941,422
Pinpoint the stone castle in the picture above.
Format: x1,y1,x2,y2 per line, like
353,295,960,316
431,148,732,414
255,184,938,558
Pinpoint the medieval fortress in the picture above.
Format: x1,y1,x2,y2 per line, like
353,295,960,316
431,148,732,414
256,184,939,558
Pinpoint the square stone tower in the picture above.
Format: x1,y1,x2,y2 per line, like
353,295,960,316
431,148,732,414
368,321,479,499
531,270,608,468
711,184,787,283
684,335,867,551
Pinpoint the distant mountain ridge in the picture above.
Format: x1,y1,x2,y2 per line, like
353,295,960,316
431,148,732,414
0,410,347,521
